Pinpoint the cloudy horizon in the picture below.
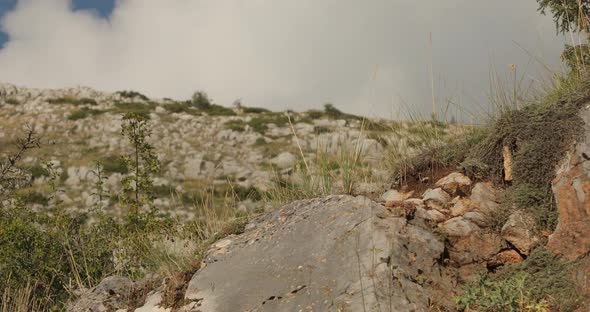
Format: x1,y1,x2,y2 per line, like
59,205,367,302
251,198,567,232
0,0,570,119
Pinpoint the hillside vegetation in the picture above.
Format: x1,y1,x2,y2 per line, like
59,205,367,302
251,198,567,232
2,1,590,311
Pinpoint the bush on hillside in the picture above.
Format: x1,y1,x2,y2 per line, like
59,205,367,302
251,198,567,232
457,249,581,311
111,102,156,119
68,107,106,120
117,90,150,101
100,155,129,174
191,91,211,110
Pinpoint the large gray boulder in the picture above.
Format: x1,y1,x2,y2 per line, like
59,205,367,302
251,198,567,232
183,195,452,311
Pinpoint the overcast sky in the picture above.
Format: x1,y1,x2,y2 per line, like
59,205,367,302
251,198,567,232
0,0,569,119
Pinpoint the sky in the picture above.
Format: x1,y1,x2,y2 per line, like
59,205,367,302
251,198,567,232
0,0,570,119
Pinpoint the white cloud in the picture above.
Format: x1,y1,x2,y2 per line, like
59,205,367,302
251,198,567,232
0,0,567,118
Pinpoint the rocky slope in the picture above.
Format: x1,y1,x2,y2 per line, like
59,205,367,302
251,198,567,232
67,103,590,311
0,83,464,217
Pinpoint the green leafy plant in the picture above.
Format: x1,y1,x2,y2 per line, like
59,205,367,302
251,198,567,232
164,101,200,115
191,91,212,110
47,97,97,106
117,90,150,101
100,155,129,174
456,250,580,311
28,164,49,180
112,102,156,119
537,0,590,34
0,127,41,201
68,107,105,120
119,113,161,213
243,107,271,114
5,98,19,105
225,120,246,132
90,161,109,211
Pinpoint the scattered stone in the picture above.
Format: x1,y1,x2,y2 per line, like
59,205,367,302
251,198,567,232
427,209,447,223
381,189,413,202
135,291,170,312
463,211,489,227
450,198,475,217
488,249,524,267
447,233,504,266
435,172,472,196
501,211,539,255
441,217,478,237
67,276,132,312
470,182,501,215
270,152,297,169
422,188,451,211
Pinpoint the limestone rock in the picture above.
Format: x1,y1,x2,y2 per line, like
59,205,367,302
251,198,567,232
435,172,472,196
501,211,539,255
440,217,479,237
547,106,590,260
450,198,475,217
135,291,170,312
184,196,454,311
381,189,413,202
270,152,297,169
67,276,132,312
427,209,447,223
422,188,451,211
470,182,501,215
447,233,504,266
488,249,524,267
463,211,489,227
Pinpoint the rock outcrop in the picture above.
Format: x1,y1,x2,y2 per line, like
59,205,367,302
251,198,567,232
182,195,453,312
68,276,133,312
547,105,590,260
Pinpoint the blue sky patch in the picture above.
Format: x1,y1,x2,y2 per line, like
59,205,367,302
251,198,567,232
0,0,114,48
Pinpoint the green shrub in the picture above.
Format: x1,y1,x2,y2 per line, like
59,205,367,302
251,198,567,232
314,126,331,134
306,109,324,119
17,190,49,206
225,120,246,132
191,91,211,110
0,205,183,310
248,114,290,133
152,185,175,198
164,101,200,115
463,77,590,231
243,107,271,114
389,126,486,186
116,90,149,101
68,107,106,120
47,97,97,106
232,185,263,201
100,155,128,174
305,104,363,121
456,249,581,311
29,164,49,180
456,272,548,311
254,137,267,146
204,104,236,116
5,98,19,105
500,183,557,231
79,98,98,106
111,102,156,119
181,192,205,205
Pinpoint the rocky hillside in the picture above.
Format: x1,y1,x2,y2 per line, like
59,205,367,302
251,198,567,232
3,78,590,312
0,82,463,217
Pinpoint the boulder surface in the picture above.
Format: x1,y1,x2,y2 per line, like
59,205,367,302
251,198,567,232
183,195,453,311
